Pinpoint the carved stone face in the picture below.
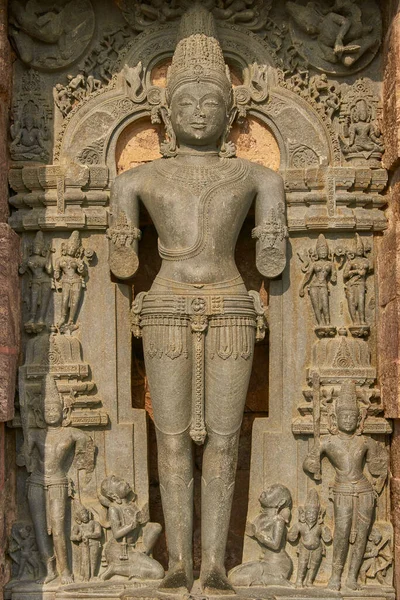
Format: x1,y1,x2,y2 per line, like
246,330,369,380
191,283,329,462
44,402,63,426
170,82,228,147
305,506,319,527
110,475,132,499
79,509,90,523
337,409,359,434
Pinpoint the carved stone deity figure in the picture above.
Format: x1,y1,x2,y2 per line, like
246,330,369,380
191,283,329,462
10,100,48,161
359,524,393,586
228,484,293,587
303,381,388,591
286,0,380,69
99,476,164,581
299,234,336,335
70,506,102,582
54,231,94,333
109,4,287,594
19,231,53,334
25,374,95,585
287,489,332,588
343,234,373,331
341,98,384,156
9,523,42,581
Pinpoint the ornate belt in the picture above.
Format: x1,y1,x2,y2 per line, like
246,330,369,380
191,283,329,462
131,290,266,445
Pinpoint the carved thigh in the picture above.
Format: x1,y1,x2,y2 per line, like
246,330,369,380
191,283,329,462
142,323,192,434
204,323,255,435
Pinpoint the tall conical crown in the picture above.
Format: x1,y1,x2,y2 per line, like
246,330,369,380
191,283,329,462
305,488,320,509
316,234,329,255
166,3,231,98
336,380,359,414
33,231,45,252
42,374,62,407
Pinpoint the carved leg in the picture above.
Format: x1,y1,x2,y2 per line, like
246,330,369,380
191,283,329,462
305,546,323,586
358,286,366,325
38,282,52,327
201,329,254,594
29,282,40,324
89,543,101,579
142,522,162,555
48,488,73,585
156,428,194,592
296,545,309,587
68,282,82,329
321,288,330,326
309,288,322,325
58,286,70,328
345,492,374,590
143,325,193,592
328,495,352,590
347,287,358,324
27,483,57,583
200,430,239,594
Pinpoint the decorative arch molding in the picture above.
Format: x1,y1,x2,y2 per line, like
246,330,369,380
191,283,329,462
9,23,387,234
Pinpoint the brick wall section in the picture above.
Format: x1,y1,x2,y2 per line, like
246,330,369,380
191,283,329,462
0,0,18,597
380,4,400,596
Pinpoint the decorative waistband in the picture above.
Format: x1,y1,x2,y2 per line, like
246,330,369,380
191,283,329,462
131,289,266,341
27,474,69,488
150,274,246,294
140,293,256,319
332,479,373,495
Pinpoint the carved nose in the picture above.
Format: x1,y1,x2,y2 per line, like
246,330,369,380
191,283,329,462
194,104,205,117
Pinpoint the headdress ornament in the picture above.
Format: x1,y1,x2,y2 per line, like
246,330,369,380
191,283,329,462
335,380,359,414
33,231,45,252
166,3,232,100
355,233,364,255
316,234,329,255
67,230,81,253
43,374,62,407
305,488,320,510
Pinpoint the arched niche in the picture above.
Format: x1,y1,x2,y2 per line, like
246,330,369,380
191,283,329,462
57,22,333,176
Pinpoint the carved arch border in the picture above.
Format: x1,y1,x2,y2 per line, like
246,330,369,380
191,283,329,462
57,23,333,175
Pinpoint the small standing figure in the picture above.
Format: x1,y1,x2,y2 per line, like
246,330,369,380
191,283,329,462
359,524,393,586
19,231,54,333
341,99,384,158
53,231,94,333
99,476,164,581
288,489,332,587
298,234,337,337
26,374,95,585
9,523,42,580
343,234,373,337
71,506,102,582
229,484,293,587
303,381,388,591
